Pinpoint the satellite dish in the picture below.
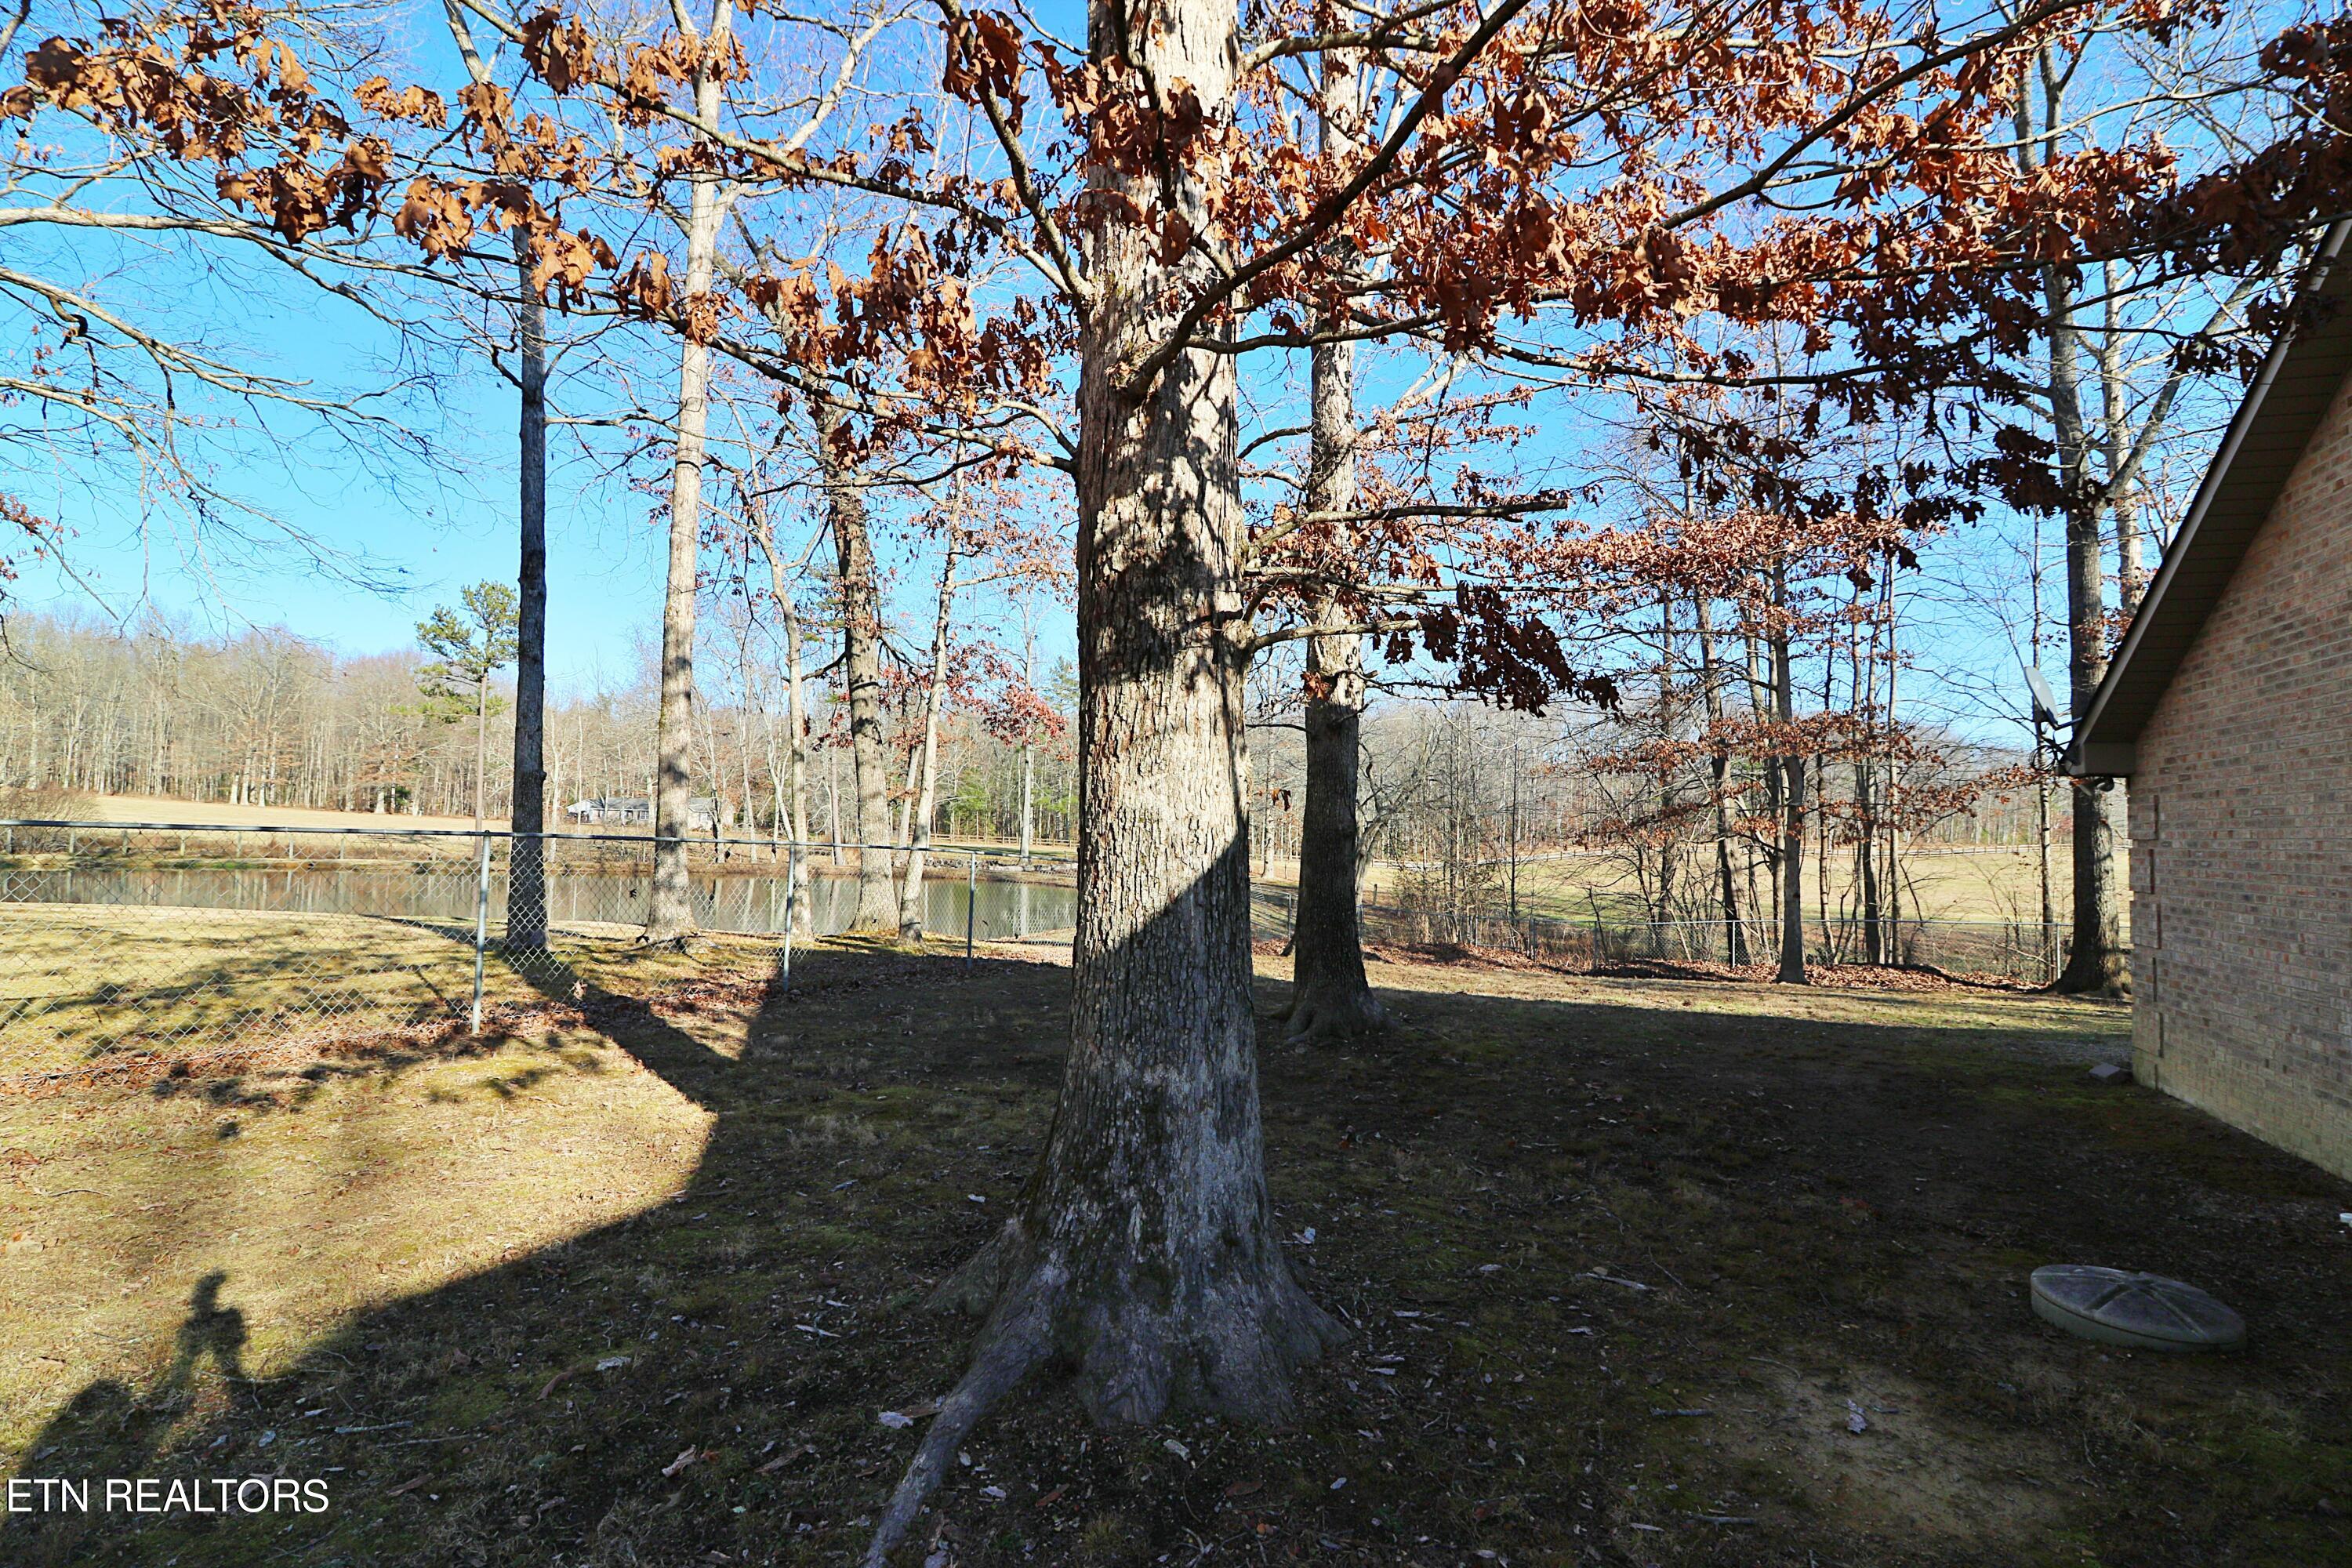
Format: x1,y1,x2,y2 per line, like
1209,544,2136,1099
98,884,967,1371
2024,664,2061,729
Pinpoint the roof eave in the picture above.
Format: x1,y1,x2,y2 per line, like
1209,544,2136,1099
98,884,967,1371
2071,218,2352,775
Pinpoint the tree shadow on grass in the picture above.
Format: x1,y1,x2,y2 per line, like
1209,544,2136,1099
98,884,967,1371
1,939,1073,1566
7,954,2352,1568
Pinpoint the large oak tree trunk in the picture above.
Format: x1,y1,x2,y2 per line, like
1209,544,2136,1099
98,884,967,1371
815,399,900,931
867,1,1341,1554
507,230,550,951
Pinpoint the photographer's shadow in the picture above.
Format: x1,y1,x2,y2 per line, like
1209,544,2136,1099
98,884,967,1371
4,1272,256,1562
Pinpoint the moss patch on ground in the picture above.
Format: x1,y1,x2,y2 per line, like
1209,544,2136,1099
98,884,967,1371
3,941,2347,1566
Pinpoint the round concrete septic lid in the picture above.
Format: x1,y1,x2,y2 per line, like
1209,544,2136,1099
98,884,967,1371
2030,1264,2246,1352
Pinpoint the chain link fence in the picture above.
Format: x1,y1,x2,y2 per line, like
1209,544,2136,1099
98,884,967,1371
0,820,1080,1088
1250,891,2078,985
2,817,2096,1091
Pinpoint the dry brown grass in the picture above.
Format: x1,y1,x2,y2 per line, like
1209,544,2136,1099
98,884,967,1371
65,794,484,833
1336,844,2129,925
2,936,2347,1568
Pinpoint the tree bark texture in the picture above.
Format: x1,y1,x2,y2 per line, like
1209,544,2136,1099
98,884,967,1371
507,229,550,949
644,105,728,942
898,539,958,939
1285,40,1381,1044
816,398,899,931
752,519,815,933
1693,595,1747,965
868,2,1341,1555
2042,268,2129,993
1772,569,1807,984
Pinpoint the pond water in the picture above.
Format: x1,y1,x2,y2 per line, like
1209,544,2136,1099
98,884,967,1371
0,863,1081,943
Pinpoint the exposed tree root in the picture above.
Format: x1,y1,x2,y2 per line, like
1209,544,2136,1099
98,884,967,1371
2049,964,2129,999
863,1221,1345,1565
1283,982,1385,1045
864,1266,1061,1568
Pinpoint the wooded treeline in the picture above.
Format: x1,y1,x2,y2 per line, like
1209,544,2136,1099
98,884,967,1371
2,608,2050,896
0,612,1081,844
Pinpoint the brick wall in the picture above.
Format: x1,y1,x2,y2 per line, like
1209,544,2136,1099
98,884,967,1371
2132,376,2352,1181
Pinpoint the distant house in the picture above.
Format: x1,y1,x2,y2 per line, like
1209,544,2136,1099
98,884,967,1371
567,797,652,826
564,797,731,832
2070,222,2352,1181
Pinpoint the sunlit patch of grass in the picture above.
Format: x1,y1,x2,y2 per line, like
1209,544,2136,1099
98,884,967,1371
0,902,793,1084
0,1016,711,1460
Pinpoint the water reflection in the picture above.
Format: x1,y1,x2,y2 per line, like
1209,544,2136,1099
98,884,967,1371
0,865,1079,943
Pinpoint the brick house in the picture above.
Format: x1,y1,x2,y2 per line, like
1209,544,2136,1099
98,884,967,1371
2070,227,2352,1181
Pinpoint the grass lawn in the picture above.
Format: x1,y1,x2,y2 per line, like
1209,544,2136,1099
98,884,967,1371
3,938,2347,1566
0,904,749,1083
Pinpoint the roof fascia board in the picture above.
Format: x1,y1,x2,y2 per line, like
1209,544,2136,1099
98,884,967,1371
2068,219,2352,775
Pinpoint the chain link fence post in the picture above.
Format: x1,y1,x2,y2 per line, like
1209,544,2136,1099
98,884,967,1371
470,832,491,1036
967,851,978,969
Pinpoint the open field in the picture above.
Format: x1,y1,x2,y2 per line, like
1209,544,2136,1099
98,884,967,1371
5,938,2346,1566
50,794,488,834
1344,844,2131,927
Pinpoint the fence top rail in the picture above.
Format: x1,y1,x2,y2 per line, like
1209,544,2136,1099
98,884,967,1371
1355,902,2069,933
0,819,1044,861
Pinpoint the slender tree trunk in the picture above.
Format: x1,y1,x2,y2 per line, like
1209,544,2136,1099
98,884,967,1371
1880,570,1903,959
473,677,488,833
642,7,735,944
779,563,814,931
2099,272,2150,614
816,399,898,930
1772,568,1806,984
899,537,959,939
2044,268,2129,993
1748,622,1781,942
869,5,1342,1553
644,217,716,938
1852,607,1882,964
826,721,844,867
1855,758,1881,963
1285,48,1380,1042
507,227,550,948
1018,609,1036,870
1655,599,1680,933
1694,596,1748,964
1018,740,1035,869
2009,60,2125,994
895,729,921,848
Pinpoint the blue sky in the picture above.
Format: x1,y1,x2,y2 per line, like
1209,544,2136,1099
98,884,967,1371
5,0,2280,755
8,259,678,695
